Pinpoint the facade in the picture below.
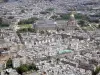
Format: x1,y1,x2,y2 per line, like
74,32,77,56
33,19,57,31
12,58,20,68
12,56,26,68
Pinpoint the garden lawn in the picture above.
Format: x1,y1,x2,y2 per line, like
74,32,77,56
18,24,32,29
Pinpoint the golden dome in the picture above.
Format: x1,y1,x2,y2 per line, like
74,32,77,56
70,12,75,18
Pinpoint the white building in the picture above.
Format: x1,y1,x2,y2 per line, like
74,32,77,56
12,58,20,68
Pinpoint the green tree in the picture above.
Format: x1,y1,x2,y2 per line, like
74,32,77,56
6,58,13,68
30,63,39,71
60,14,70,20
98,24,100,29
0,23,9,28
16,64,28,75
21,9,25,13
46,30,51,36
0,18,9,28
75,13,88,20
40,30,45,34
0,18,2,24
28,28,36,33
56,58,60,64
51,15,58,20
16,64,39,75
92,66,100,75
78,20,88,27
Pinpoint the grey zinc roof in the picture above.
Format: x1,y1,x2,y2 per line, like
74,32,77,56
0,39,5,44
36,19,56,27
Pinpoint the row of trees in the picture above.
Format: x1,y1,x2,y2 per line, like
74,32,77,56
51,14,70,20
17,28,51,36
16,31,24,44
78,20,89,27
51,13,89,20
51,12,100,23
17,28,36,33
6,59,39,75
16,64,39,75
18,17,38,25
40,8,54,14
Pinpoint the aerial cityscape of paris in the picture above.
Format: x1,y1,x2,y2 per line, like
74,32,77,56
0,0,100,75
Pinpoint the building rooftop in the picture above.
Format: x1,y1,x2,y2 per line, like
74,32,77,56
35,19,56,27
58,49,73,54
0,39,5,44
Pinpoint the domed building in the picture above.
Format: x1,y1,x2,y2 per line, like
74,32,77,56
33,12,79,32
64,12,78,31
